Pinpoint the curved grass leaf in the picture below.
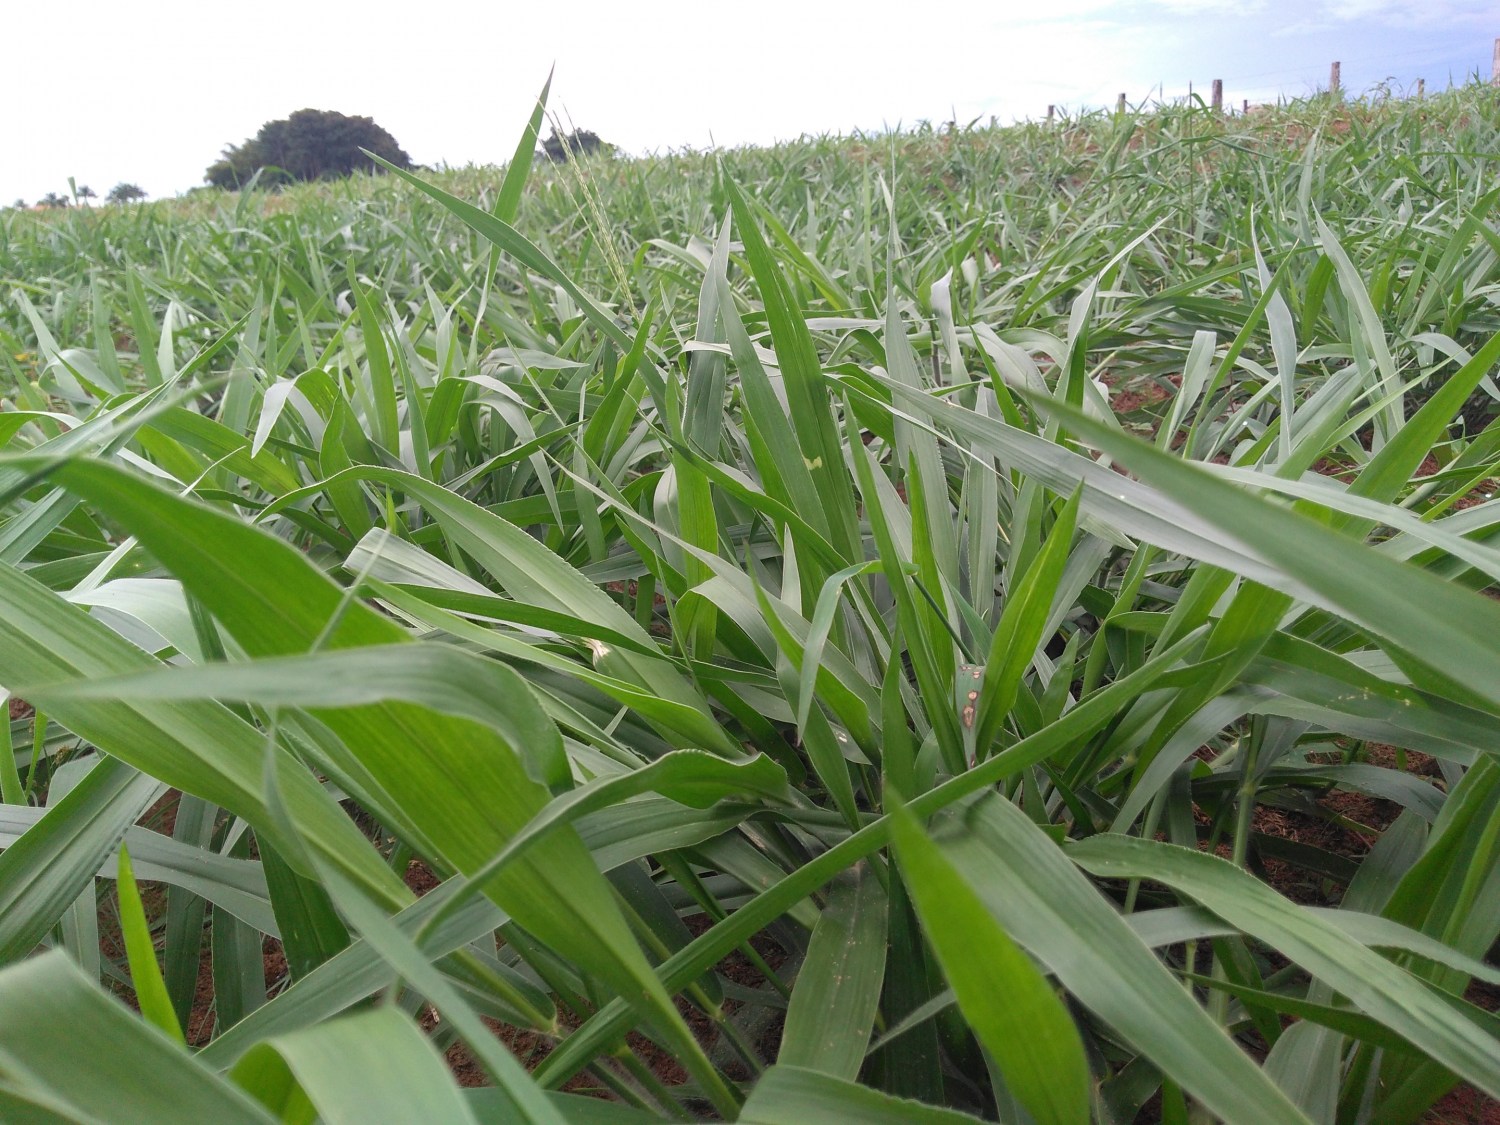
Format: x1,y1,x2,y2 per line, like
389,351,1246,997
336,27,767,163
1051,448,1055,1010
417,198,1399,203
779,861,888,1080
939,794,1311,1124
28,644,569,793
1029,398,1500,711
0,951,272,1124
1068,835,1500,1098
889,796,1090,1125
0,561,404,903
232,1007,481,1125
116,844,186,1045
0,756,161,963
741,1065,983,1124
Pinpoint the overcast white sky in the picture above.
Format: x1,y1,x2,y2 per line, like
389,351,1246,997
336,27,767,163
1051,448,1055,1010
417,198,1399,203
3,0,1494,205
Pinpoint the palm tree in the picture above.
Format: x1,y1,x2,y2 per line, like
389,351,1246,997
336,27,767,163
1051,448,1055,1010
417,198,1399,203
106,183,147,204
541,127,609,163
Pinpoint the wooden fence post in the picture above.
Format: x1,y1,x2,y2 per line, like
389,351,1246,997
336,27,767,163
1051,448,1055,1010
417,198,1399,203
1417,78,1425,99
1330,60,1341,97
1211,79,1223,112
1047,104,1055,123
1243,99,1249,114
1117,92,1127,114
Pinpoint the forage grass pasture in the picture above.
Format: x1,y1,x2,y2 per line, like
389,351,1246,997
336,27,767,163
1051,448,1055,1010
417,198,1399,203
1,79,1499,1123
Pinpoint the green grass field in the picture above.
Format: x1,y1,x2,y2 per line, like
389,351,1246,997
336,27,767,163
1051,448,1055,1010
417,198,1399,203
1,80,1499,1124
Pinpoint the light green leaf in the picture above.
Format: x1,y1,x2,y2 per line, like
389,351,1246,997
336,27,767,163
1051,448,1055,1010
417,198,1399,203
889,796,1089,1125
741,1066,982,1125
231,1007,480,1125
0,952,272,1124
779,862,888,1080
1069,834,1500,1099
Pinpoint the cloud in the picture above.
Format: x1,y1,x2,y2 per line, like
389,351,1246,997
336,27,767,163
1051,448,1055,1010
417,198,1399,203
1272,18,1332,36
1269,0,1491,39
1152,0,1267,14
1324,0,1491,26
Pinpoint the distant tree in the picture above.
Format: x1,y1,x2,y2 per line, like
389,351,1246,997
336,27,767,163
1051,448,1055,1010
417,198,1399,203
36,193,70,209
9,199,25,210
74,184,96,205
106,182,148,204
541,128,610,163
205,109,413,189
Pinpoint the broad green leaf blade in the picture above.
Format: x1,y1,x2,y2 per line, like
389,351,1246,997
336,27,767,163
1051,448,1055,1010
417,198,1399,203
36,462,669,972
974,487,1081,758
347,276,399,453
161,793,214,1031
231,1008,480,1125
1264,1022,1344,1125
311,466,734,754
778,862,889,1080
214,898,271,1032
261,839,350,981
1030,398,1500,711
1348,328,1500,510
32,643,568,793
0,755,160,963
423,749,788,934
889,797,1089,1125
304,863,568,1125
0,951,273,1124
1067,834,1500,1099
0,1082,83,1124
199,790,753,1070
0,560,406,905
495,68,551,224
0,806,277,935
938,793,1311,1124
469,1091,659,1125
1183,971,1421,1054
723,172,861,564
1315,216,1403,445
39,459,734,1112
740,1065,983,1125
